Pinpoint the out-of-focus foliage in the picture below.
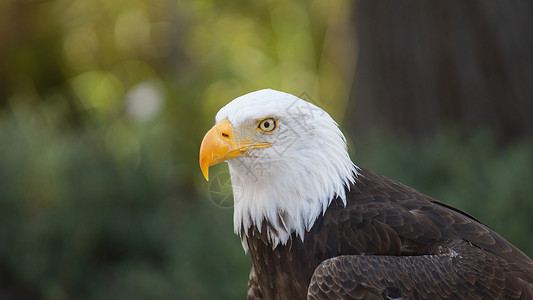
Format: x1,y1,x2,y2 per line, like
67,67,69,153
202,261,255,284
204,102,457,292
0,112,250,299
0,0,532,299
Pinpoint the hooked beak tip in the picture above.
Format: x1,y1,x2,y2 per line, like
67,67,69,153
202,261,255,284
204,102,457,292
200,159,209,181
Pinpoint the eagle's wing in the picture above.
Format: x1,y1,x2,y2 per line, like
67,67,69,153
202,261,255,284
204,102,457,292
344,169,533,271
306,169,533,299
308,240,533,299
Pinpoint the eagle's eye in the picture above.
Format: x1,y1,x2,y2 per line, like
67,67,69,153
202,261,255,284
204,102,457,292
258,118,277,132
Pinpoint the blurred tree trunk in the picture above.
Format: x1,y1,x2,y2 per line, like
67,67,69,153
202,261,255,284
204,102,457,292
350,0,533,142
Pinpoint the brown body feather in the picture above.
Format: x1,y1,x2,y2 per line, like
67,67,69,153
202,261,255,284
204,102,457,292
245,169,533,299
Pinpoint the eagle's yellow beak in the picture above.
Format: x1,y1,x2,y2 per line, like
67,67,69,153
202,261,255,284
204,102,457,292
199,120,270,181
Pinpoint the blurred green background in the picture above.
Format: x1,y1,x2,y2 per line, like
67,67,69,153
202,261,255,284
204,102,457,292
1,0,532,299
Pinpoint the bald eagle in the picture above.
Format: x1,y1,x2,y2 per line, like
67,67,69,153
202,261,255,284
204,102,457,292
199,89,533,299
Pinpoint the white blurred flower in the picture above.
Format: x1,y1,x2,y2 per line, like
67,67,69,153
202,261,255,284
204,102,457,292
125,79,164,122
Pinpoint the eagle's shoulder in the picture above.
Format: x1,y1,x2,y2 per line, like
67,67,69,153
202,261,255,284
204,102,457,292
325,168,533,271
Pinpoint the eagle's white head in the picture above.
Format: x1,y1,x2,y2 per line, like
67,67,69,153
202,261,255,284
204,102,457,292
200,89,357,251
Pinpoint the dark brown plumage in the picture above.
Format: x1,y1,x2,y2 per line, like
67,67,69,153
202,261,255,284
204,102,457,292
245,168,533,299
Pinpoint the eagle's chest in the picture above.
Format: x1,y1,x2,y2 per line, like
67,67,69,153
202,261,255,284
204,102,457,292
246,226,330,300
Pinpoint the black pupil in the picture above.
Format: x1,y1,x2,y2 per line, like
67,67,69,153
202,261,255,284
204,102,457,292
263,121,270,128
